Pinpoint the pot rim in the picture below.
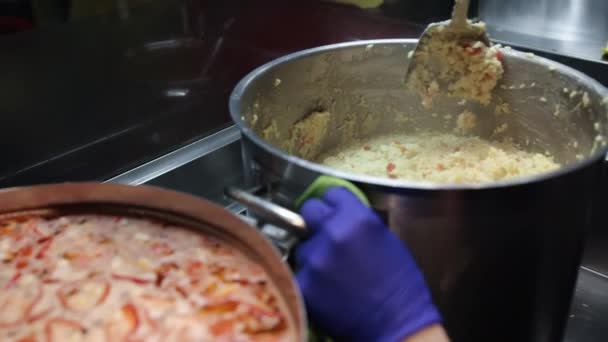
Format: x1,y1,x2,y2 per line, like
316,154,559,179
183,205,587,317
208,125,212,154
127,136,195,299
0,182,308,341
229,38,608,191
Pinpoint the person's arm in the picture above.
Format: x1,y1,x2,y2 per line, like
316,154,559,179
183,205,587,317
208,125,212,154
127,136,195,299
296,187,448,342
405,324,450,342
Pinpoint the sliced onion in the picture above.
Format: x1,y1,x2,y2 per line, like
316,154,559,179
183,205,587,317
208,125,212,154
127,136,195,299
0,284,38,327
25,285,53,323
44,318,86,342
57,279,110,311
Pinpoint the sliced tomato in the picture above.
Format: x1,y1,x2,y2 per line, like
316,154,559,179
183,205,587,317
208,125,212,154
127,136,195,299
150,242,174,256
61,250,80,261
210,263,242,282
16,244,33,258
105,303,140,340
251,336,281,342
5,271,21,289
185,260,204,277
57,280,110,311
152,278,189,300
16,335,36,342
201,298,240,314
460,41,483,56
122,306,159,342
199,281,242,300
11,244,36,271
35,237,53,259
122,304,139,335
253,285,278,309
112,273,154,285
153,261,174,282
37,236,52,244
466,47,483,55
246,302,280,319
175,285,188,299
496,50,504,61
212,265,252,285
45,318,86,342
154,262,178,287
15,260,29,269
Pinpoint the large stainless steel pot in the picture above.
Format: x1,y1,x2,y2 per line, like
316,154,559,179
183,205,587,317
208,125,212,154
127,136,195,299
0,183,307,341
229,39,608,342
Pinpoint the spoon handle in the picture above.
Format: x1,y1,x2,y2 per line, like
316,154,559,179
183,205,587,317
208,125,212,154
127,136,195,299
451,0,471,29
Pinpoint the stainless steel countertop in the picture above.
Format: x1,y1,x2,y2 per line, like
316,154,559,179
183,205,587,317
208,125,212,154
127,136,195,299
565,268,608,341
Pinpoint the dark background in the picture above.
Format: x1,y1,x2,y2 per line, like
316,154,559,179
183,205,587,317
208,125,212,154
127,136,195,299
0,0,605,187
0,0,437,187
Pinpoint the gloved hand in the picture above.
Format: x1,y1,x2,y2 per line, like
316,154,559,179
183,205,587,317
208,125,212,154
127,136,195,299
296,187,441,342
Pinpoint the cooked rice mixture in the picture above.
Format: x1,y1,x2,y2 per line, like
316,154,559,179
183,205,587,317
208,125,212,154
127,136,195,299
407,22,504,107
318,132,560,184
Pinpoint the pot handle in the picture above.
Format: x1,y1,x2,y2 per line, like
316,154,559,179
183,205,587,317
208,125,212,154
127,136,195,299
224,186,308,237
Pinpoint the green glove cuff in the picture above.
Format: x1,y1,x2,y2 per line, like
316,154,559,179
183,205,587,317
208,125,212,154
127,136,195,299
295,175,370,209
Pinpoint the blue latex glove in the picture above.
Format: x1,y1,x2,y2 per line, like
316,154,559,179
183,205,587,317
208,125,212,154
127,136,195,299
296,188,442,342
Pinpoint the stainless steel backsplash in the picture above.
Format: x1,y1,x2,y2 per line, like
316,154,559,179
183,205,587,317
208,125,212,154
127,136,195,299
478,0,608,60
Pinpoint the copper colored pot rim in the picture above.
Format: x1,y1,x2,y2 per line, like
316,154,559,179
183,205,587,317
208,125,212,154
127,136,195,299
0,182,307,341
